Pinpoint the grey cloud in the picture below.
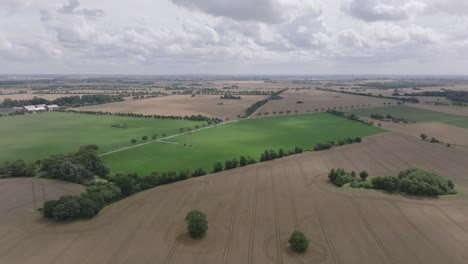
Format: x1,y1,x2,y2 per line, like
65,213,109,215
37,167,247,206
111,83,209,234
58,0,103,18
172,0,282,23
343,0,411,22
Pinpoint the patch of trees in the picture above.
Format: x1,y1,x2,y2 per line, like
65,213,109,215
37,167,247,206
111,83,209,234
408,90,468,103
0,95,124,108
111,123,128,129
220,94,241,100
326,110,374,126
328,167,457,196
185,210,208,239
360,81,436,90
313,137,361,151
0,160,36,178
63,109,222,124
288,230,309,253
39,145,109,184
243,88,288,117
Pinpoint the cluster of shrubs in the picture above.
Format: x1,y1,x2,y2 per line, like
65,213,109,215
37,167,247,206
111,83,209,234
212,155,257,172
328,167,457,196
43,168,210,221
39,145,109,184
220,94,241,100
260,147,303,161
313,137,361,151
0,160,36,178
420,134,449,146
63,109,223,124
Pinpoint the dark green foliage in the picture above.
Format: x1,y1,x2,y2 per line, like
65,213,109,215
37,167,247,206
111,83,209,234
0,160,35,177
111,174,137,196
131,138,137,144
244,88,288,117
330,167,457,197
142,136,148,141
51,196,82,221
43,200,59,218
212,162,223,173
314,137,361,151
185,210,208,239
288,230,309,253
360,171,369,181
313,143,333,151
192,168,207,177
220,94,241,100
40,145,108,184
1,94,124,108
430,137,440,143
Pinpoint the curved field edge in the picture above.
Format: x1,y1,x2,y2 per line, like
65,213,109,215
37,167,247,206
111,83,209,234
0,112,205,162
102,113,385,175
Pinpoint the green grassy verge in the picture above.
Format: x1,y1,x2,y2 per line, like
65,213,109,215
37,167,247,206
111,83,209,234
102,113,384,175
0,112,204,162
346,105,468,128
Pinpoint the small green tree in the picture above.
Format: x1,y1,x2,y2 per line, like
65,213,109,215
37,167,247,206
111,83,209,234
360,171,369,181
151,133,158,141
212,162,223,173
185,210,208,239
131,139,137,144
288,230,309,253
142,135,148,141
420,134,427,141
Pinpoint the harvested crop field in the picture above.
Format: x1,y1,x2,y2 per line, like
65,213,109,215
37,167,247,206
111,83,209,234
254,89,396,116
1,133,467,264
411,103,468,116
76,94,268,120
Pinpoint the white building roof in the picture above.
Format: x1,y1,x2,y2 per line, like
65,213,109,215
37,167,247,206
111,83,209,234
46,104,59,108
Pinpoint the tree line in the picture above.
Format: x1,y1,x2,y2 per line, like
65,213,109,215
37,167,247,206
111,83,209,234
0,94,124,108
317,88,419,103
243,88,288,117
328,167,457,196
62,109,223,123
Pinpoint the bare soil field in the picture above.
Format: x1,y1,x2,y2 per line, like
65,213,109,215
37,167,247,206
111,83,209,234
1,133,467,264
255,89,396,115
411,104,468,116
376,121,468,147
76,94,268,120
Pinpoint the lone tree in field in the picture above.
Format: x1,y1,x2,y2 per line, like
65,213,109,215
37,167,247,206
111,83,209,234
151,133,158,141
142,135,148,141
420,134,428,141
360,171,369,181
185,210,208,239
288,230,309,253
131,138,137,144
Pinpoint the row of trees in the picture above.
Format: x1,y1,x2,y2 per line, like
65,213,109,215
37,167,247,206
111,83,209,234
313,137,362,151
328,167,457,196
63,109,223,124
243,88,289,117
220,94,241,100
317,88,419,103
0,160,36,178
0,95,124,108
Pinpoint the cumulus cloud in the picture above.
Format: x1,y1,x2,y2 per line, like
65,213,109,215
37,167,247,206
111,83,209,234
342,0,425,22
58,0,104,18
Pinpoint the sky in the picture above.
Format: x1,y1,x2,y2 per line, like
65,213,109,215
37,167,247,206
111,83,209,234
0,0,467,75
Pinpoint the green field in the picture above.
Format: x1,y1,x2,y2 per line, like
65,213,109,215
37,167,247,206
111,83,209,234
102,113,384,175
347,105,468,128
0,112,203,162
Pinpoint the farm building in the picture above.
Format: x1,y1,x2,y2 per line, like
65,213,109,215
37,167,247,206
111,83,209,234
46,105,59,110
23,105,46,112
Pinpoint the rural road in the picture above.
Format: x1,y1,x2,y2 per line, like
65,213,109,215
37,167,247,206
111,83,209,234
99,119,238,156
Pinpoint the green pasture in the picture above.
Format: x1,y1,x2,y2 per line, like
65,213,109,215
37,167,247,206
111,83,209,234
102,113,384,175
0,112,203,162
347,105,468,128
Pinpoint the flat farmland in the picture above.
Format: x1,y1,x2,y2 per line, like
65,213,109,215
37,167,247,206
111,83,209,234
410,103,468,116
76,94,268,120
102,113,384,175
254,89,395,116
1,133,467,264
0,112,203,162
348,105,468,128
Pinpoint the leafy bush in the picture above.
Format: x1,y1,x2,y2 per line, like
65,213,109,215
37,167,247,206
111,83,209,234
185,210,208,239
288,230,309,253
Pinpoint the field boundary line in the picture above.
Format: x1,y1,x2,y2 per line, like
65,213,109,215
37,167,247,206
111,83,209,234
394,203,457,264
271,166,284,264
350,198,397,264
221,173,246,264
247,169,260,264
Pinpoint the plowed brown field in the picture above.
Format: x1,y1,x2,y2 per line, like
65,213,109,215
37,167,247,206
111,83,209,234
76,94,267,120
254,89,396,115
1,133,467,264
